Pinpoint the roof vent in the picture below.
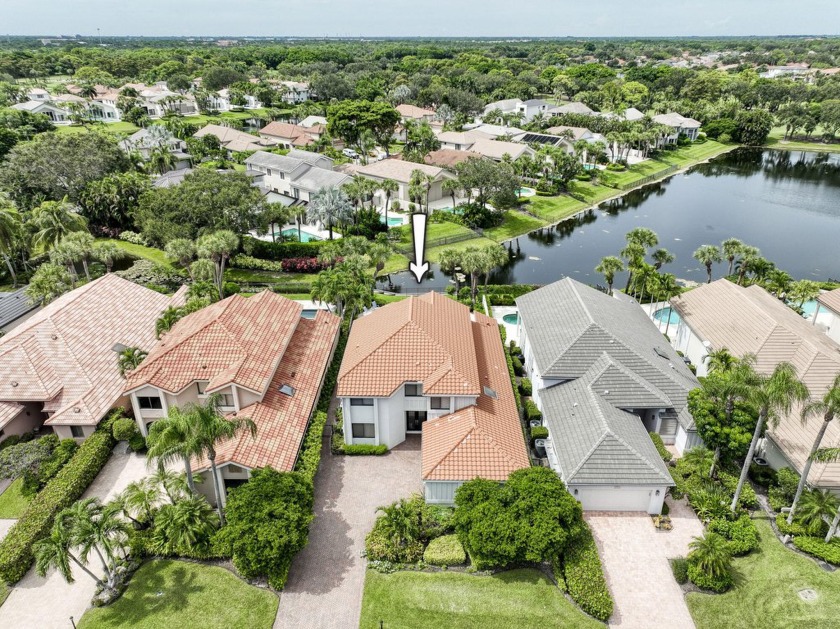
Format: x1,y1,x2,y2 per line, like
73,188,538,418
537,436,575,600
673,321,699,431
11,381,18,388
279,384,295,397
111,343,128,353
51,334,58,340
73,407,81,413
483,386,497,399
604,390,609,395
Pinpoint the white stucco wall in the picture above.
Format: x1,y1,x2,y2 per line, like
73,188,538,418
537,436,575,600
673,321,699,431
424,481,464,505
674,320,710,377
568,484,667,514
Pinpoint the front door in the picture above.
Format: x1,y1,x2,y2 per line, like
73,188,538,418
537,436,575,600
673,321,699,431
406,411,427,432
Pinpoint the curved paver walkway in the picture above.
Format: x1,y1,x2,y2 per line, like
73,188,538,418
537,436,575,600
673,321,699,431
275,436,422,629
0,446,152,629
586,498,703,629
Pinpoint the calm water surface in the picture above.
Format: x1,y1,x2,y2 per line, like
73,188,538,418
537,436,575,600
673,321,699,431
382,149,840,291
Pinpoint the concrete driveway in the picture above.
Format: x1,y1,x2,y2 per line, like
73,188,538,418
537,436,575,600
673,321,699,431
0,446,153,629
586,498,704,629
275,436,422,629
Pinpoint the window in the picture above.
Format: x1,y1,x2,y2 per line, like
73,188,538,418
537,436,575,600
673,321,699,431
267,169,273,176
352,423,375,438
404,383,422,397
217,394,235,408
137,396,162,410
227,465,245,474
430,397,450,410
350,398,374,406
196,381,208,395
70,426,84,438
406,411,428,431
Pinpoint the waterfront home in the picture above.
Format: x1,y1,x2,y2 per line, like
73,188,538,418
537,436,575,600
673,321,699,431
652,112,702,143
352,158,454,209
245,150,350,204
815,288,840,344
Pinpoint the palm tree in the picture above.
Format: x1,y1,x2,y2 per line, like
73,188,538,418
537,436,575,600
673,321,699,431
795,489,839,535
30,199,88,251
459,247,485,309
706,348,737,374
155,306,183,339
34,515,104,588
688,532,732,581
188,393,257,525
149,146,176,175
442,178,460,211
438,247,463,294
196,230,239,300
117,346,147,377
478,245,508,287
26,263,73,305
735,245,760,286
787,375,840,525
596,256,624,296
149,494,219,556
730,362,809,513
764,269,793,300
651,248,675,270
620,242,646,293
721,238,743,277
78,83,99,100
150,466,191,504
380,178,399,229
59,498,129,589
118,478,162,525
0,197,22,287
164,238,196,276
811,447,840,540
63,231,95,281
307,186,352,240
146,407,201,494
92,241,126,273
693,245,723,283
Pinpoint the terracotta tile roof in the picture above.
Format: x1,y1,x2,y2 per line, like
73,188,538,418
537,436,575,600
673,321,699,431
125,291,302,396
396,103,436,119
355,158,450,184
0,275,177,426
423,149,481,169
195,310,340,472
671,280,840,487
194,124,277,151
422,310,529,481
818,288,840,315
0,402,23,430
259,122,317,144
338,293,481,398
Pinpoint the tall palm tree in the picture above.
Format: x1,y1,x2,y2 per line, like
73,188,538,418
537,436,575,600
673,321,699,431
811,447,840,540
693,245,723,284
651,248,675,270
0,198,22,287
380,178,399,229
63,231,95,281
441,178,460,211
595,256,624,296
117,478,162,525
117,346,147,377
438,247,463,294
735,245,761,286
730,362,809,513
30,199,88,252
188,393,257,525
706,348,737,374
307,186,352,240
34,515,104,588
196,230,239,300
620,242,646,293
721,238,744,277
146,407,201,493
149,146,176,175
787,374,840,525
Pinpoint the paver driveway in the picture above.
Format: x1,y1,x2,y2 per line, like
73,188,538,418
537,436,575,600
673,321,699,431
586,498,704,629
275,436,422,629
0,446,152,629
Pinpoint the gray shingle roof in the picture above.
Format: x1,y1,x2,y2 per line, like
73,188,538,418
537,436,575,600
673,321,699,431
516,278,698,429
294,168,351,192
542,355,675,486
0,287,38,329
245,151,309,174
286,148,334,169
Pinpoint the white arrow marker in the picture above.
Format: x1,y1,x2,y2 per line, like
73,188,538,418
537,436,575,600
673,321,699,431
408,212,429,283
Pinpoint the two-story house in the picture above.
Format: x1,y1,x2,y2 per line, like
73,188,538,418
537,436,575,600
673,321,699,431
652,112,702,144
515,278,700,514
124,291,340,506
353,159,454,210
337,293,529,504
245,150,350,204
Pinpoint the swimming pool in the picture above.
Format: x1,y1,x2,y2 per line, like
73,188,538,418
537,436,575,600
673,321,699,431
653,308,681,325
516,187,536,197
380,215,405,226
279,228,323,242
800,300,818,317
502,313,519,325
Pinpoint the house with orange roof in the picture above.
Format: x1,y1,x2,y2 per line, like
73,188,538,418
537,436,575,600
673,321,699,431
337,293,529,504
259,122,322,148
124,291,340,505
0,274,184,443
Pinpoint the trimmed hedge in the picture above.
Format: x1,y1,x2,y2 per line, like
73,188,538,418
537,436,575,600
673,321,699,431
525,400,542,423
343,444,388,456
530,426,549,442
518,378,532,397
0,414,117,584
648,432,672,462
295,411,327,484
242,236,328,261
563,526,614,622
792,536,840,565
687,560,732,593
708,515,760,556
423,534,466,567
112,417,139,441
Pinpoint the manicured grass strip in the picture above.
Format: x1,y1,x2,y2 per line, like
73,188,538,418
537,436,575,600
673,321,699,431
54,122,141,135
527,195,587,223
360,568,603,629
687,518,840,629
485,211,545,241
0,479,31,519
78,559,278,629
96,238,173,269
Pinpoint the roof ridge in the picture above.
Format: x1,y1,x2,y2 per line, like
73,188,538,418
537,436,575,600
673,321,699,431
424,409,478,476
605,419,674,483
566,432,610,481
337,300,413,382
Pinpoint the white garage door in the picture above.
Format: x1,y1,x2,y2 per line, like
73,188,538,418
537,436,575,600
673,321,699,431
575,486,653,512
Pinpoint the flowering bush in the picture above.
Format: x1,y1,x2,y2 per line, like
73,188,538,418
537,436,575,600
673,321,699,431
281,257,329,273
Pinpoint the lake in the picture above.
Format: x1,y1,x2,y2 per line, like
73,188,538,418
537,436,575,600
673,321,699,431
381,148,840,291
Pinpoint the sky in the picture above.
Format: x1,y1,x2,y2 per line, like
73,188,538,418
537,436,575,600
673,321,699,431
3,0,839,38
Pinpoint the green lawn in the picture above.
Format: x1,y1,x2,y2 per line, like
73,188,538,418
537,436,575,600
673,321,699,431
77,560,278,629
526,194,587,223
96,239,174,269
484,211,545,241
0,478,32,518
360,568,602,629
687,517,840,629
54,121,141,136
765,126,840,153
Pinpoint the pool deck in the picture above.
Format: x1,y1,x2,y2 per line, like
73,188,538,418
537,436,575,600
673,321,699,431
492,305,520,345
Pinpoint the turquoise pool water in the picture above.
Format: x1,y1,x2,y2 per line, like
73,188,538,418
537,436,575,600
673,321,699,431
279,228,322,242
301,309,317,319
801,300,818,317
380,216,404,226
502,313,519,325
653,308,681,325
516,187,536,196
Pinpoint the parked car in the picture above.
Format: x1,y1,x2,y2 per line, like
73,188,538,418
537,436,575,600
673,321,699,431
342,148,359,158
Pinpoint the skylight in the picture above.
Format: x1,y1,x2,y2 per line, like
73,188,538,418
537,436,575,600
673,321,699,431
654,347,670,359
279,384,295,396
483,386,497,399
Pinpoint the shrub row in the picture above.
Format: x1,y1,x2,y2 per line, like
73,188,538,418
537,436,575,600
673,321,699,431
670,557,688,584
423,534,466,567
563,526,614,622
295,411,327,484
29,438,79,495
530,426,549,442
518,377,532,397
792,536,840,565
242,236,328,261
231,254,284,272
343,444,388,456
774,513,827,537
0,414,117,584
708,515,760,556
500,328,522,412
281,257,329,273
525,400,542,423
0,431,35,452
648,432,672,462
